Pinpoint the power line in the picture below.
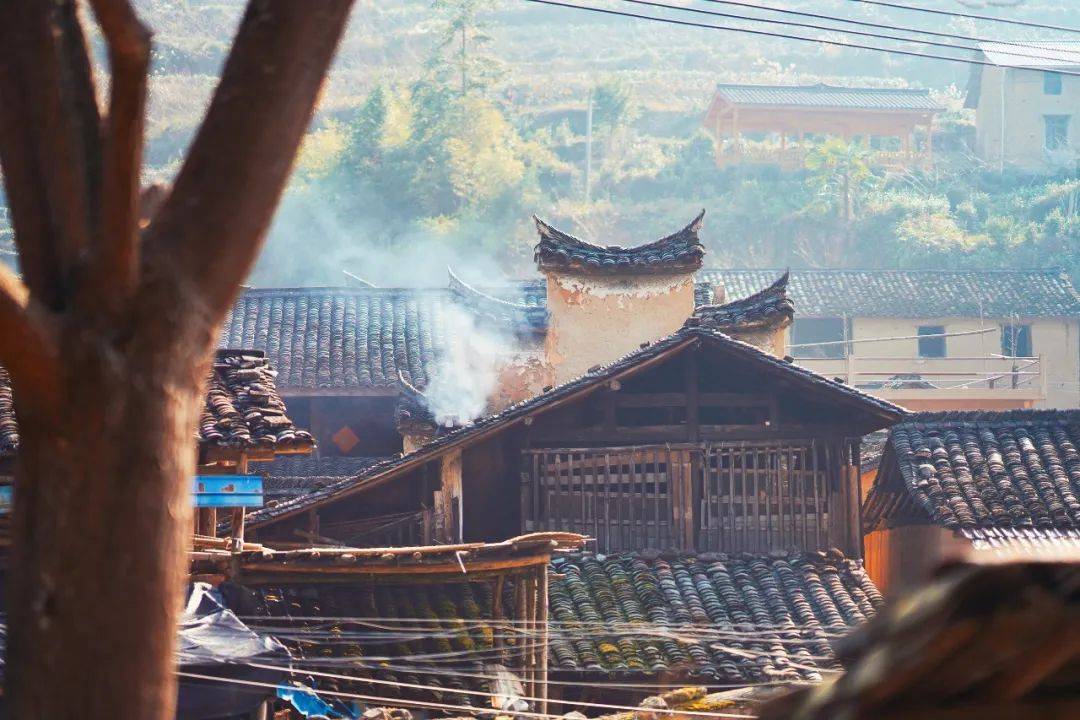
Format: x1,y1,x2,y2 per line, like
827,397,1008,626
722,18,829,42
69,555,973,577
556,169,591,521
626,0,1080,68
177,671,761,719
627,0,1080,67
842,0,1080,35
701,0,1074,57
521,0,1080,77
237,659,764,718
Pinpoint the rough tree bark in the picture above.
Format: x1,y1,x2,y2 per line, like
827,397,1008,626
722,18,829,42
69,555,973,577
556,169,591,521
0,1,355,717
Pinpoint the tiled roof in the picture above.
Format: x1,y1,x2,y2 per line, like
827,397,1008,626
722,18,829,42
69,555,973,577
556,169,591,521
201,351,315,455
223,580,503,710
712,84,940,111
448,268,547,331
247,325,904,527
702,268,1080,318
688,271,793,333
549,550,882,682
0,351,313,460
534,212,706,275
0,367,16,460
251,455,387,499
220,288,455,391
978,40,1080,69
863,410,1080,544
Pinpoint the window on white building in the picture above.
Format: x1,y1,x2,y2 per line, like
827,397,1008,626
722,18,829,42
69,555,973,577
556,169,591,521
1001,324,1032,358
791,318,847,358
917,325,946,358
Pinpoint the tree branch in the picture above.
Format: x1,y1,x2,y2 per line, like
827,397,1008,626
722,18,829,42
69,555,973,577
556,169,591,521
0,266,60,409
143,0,355,323
0,1,101,310
80,0,151,316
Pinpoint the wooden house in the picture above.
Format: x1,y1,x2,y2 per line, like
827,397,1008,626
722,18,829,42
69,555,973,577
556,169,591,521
863,409,1080,596
229,224,903,704
702,83,940,169
208,218,904,709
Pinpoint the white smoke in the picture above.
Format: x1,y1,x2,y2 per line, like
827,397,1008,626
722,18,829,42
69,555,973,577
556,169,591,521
422,304,518,425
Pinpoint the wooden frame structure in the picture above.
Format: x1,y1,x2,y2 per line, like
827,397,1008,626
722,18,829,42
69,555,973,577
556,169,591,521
190,532,585,714
702,84,940,169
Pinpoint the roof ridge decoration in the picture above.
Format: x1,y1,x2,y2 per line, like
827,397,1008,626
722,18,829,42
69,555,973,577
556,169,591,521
687,270,794,333
395,370,437,433
447,266,548,331
533,211,706,275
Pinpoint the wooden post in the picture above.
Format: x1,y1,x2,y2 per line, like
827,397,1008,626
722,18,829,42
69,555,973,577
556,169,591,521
685,350,700,551
731,108,740,161
925,116,934,167
539,562,550,715
230,455,249,550
524,568,537,703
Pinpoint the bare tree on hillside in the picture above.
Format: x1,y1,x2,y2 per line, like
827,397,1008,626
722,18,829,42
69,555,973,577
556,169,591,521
0,0,354,716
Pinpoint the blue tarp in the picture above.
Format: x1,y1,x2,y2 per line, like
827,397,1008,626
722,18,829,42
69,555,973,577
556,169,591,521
175,582,291,719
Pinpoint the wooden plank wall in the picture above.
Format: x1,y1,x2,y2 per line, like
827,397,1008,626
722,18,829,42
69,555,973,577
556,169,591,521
698,441,831,553
521,445,694,551
522,439,853,554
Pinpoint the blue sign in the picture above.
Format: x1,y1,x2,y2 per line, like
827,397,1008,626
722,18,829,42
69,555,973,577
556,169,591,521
192,475,263,508
0,486,11,514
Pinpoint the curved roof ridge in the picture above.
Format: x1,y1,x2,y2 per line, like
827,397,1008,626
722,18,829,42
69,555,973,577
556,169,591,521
689,270,794,333
534,211,706,275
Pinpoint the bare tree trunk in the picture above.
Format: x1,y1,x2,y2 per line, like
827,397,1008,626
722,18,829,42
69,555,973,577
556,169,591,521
7,340,205,718
0,1,356,717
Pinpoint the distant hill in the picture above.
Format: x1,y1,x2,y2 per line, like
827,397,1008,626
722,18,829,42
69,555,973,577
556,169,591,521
137,0,1080,172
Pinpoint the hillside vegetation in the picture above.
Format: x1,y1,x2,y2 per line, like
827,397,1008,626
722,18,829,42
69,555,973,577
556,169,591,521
4,1,1079,285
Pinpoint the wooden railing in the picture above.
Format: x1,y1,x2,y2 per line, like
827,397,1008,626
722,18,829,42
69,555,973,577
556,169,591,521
698,441,834,553
521,441,855,554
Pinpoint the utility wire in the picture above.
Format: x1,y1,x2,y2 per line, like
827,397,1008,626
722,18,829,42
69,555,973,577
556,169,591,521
254,657,825,690
842,0,1080,35
177,671,761,719
235,658,766,718
702,0,1073,54
619,0,1079,66
521,0,1080,77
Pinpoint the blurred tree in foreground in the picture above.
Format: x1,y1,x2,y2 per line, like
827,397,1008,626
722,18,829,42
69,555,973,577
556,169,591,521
0,0,353,716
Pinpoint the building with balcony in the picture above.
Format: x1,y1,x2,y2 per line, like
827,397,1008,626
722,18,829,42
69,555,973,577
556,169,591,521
965,41,1080,171
701,269,1080,411
702,83,940,169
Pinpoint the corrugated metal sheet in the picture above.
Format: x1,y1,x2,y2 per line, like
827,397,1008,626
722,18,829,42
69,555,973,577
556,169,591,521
713,83,939,111
700,268,1080,318
978,40,1080,69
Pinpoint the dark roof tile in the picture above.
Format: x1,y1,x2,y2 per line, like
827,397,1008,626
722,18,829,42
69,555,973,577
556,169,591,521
251,455,388,499
534,212,706,275
549,551,882,681
689,271,794,333
713,83,940,111
0,351,312,459
864,409,1080,542
0,367,16,460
